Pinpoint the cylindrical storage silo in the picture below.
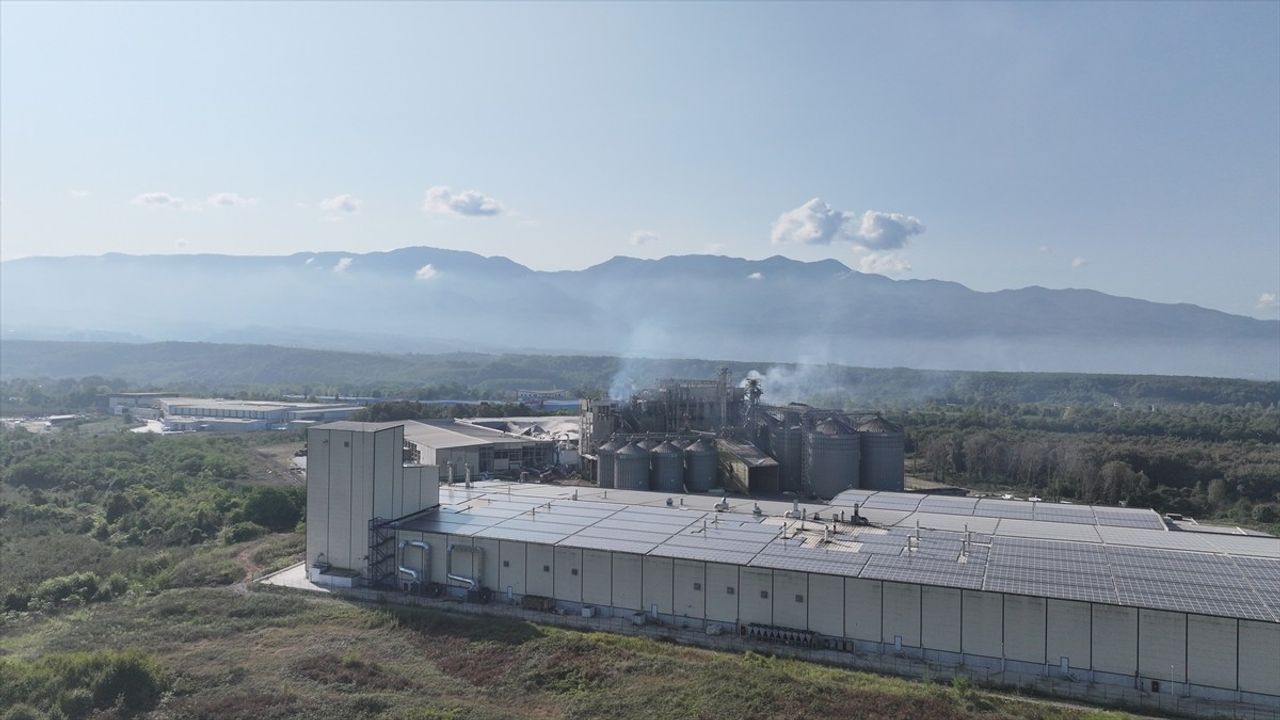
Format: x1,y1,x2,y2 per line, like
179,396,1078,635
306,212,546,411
782,424,803,493
595,437,624,489
651,441,685,493
684,438,718,492
804,418,860,499
614,442,652,490
857,417,905,491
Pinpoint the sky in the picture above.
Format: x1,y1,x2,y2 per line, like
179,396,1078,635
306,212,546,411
1,1,1278,319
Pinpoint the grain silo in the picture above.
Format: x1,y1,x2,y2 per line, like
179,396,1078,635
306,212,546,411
857,416,905,491
651,440,685,493
803,417,860,499
684,437,717,492
595,436,624,489
614,442,652,490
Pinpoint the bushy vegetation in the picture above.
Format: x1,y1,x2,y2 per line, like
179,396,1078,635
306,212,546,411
0,649,170,718
0,428,305,598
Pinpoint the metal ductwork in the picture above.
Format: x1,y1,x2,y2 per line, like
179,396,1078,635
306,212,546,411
447,543,484,589
398,539,431,587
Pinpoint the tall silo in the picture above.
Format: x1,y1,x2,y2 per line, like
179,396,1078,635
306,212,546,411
684,438,718,492
857,416,905,491
780,423,804,492
595,437,624,489
803,417,860,499
651,440,685,493
614,442,652,490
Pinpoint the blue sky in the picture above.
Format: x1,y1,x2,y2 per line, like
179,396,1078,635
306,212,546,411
1,1,1277,318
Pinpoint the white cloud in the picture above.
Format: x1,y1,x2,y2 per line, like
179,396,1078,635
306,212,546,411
414,264,439,281
320,194,361,214
69,189,90,199
132,191,185,208
771,199,923,275
333,257,353,273
855,250,912,275
630,230,658,246
853,210,925,250
747,272,764,280
771,198,851,245
304,257,315,265
704,243,726,254
423,186,502,216
1071,256,1088,269
207,192,258,208
770,199,924,252
1258,293,1278,310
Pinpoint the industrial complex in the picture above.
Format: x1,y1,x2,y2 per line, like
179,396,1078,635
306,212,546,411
296,417,1280,713
580,374,906,498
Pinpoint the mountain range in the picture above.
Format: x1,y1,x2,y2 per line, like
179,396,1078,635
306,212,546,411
2,246,1276,379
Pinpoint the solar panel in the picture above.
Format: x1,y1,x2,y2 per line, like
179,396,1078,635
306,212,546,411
984,576,1117,604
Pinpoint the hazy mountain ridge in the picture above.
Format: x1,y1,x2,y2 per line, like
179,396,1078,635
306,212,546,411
2,246,1276,379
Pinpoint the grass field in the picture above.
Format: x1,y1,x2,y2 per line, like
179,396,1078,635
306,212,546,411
0,581,1144,720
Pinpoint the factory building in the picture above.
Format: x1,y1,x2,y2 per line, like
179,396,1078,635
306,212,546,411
154,397,362,432
403,420,555,480
303,422,1280,710
580,373,905,498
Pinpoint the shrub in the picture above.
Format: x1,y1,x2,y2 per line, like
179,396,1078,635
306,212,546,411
241,487,302,532
219,521,266,545
0,650,169,718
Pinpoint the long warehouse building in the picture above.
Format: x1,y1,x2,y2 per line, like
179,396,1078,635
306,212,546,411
304,422,1280,710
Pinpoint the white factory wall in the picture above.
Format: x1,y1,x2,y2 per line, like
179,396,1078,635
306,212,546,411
1239,620,1280,696
1138,609,1187,683
1003,594,1046,664
1187,615,1237,690
306,424,410,578
384,529,1280,702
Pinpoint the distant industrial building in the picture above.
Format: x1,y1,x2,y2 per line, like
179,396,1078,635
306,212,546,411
98,394,363,432
299,421,1280,712
579,373,905,499
403,420,555,479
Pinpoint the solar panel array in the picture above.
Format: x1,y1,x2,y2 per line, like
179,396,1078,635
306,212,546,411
400,482,1280,622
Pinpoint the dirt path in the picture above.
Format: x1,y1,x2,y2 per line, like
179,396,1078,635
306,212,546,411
233,544,264,591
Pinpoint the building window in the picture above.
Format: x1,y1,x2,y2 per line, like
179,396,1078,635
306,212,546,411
726,587,735,595
795,594,805,603
543,565,551,573
343,441,350,448
571,568,579,576
502,560,510,568
760,590,769,599
693,582,702,591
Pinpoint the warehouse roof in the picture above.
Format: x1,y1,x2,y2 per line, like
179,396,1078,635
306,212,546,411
163,397,360,413
403,420,551,450
396,481,1280,623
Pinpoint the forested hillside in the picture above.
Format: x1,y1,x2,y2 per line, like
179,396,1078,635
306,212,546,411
3,340,1278,410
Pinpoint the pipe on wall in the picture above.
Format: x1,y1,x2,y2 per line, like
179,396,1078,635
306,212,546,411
399,539,431,584
447,543,484,589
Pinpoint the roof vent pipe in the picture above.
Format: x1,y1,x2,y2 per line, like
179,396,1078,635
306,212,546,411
464,463,472,488
447,463,455,485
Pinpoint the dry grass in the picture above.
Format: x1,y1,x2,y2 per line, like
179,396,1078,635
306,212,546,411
0,588,1140,720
